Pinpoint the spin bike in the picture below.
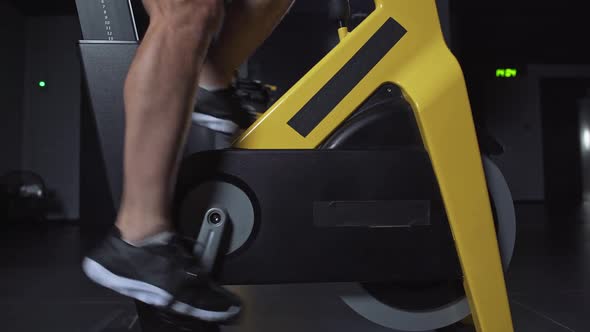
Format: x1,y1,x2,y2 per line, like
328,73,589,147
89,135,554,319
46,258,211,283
77,0,516,331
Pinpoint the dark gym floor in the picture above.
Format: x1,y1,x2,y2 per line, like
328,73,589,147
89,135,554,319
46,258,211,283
1,203,587,332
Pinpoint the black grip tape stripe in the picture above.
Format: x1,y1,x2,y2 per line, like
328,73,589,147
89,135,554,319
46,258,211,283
288,18,407,137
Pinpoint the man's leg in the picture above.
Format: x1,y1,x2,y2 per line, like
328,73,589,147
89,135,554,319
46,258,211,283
200,0,295,90
83,0,242,322
117,0,223,242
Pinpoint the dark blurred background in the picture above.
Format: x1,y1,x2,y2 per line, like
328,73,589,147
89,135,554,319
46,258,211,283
1,0,590,331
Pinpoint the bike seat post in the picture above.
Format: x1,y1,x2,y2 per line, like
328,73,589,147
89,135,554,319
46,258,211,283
329,0,352,40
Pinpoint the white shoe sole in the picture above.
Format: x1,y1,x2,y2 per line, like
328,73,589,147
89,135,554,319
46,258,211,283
82,258,240,322
192,113,241,135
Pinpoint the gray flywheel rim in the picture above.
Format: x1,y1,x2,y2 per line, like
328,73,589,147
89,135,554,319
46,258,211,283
340,156,516,331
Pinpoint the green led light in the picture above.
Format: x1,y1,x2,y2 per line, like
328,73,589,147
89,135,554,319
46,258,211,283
496,68,518,78
38,81,46,88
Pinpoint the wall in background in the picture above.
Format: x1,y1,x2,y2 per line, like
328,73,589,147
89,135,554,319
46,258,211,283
580,97,590,202
22,16,81,220
452,2,590,65
464,69,545,201
0,3,25,175
464,66,590,203
453,2,590,202
541,78,590,206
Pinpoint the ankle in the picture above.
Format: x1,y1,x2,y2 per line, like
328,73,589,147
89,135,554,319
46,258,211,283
116,215,173,244
199,60,235,91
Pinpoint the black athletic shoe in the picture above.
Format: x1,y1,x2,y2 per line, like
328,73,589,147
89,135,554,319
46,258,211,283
82,228,242,322
192,87,254,135
234,79,277,116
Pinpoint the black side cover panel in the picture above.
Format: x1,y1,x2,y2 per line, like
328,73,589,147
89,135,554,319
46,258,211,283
176,149,461,285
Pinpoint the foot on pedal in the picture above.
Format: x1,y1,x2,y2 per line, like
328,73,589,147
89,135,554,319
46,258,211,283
192,87,256,136
82,228,242,322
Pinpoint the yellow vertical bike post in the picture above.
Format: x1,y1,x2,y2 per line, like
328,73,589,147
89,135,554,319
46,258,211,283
235,1,514,330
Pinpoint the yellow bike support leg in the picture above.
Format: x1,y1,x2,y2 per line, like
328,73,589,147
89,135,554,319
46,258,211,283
235,1,514,330
407,74,514,332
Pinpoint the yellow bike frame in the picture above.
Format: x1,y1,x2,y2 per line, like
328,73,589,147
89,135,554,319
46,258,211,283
235,1,514,330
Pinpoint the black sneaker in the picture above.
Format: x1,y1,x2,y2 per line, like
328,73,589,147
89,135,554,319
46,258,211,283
234,79,277,116
192,87,254,135
82,228,242,322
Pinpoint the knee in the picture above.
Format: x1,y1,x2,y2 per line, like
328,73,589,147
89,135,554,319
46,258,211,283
144,0,223,32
